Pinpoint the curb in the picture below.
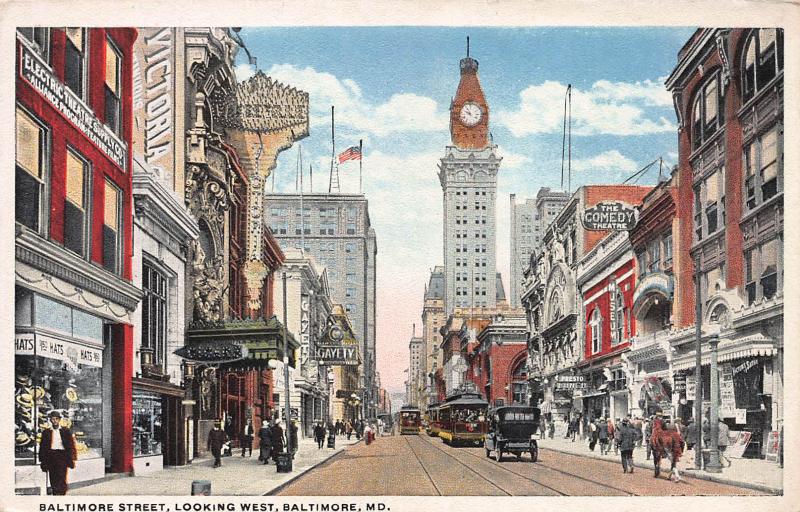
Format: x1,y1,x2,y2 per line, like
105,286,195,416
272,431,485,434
263,438,363,496
540,444,782,495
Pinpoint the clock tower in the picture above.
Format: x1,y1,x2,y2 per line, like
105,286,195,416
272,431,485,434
439,45,502,317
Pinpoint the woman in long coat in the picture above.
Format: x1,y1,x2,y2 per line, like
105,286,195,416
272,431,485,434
258,420,273,464
270,422,285,462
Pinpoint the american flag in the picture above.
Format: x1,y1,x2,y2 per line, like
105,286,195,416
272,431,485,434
338,146,361,164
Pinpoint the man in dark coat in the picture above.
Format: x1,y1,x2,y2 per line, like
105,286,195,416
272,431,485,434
241,419,254,457
270,421,285,462
39,411,77,495
598,419,610,455
616,418,637,473
313,423,326,449
289,421,299,455
258,420,273,464
207,420,228,468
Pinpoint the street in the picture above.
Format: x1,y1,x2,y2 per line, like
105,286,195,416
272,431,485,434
275,434,765,496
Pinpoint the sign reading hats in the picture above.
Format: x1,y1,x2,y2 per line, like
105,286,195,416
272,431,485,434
582,201,639,231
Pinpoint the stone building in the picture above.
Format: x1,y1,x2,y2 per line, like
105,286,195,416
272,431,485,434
408,332,424,407
420,267,446,407
263,193,378,418
509,188,570,308
440,49,502,316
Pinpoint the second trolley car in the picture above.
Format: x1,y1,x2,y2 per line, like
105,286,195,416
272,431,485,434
438,392,489,446
399,405,422,434
425,402,441,437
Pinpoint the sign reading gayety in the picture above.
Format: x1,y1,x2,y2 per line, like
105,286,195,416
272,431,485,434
582,201,639,231
313,323,360,366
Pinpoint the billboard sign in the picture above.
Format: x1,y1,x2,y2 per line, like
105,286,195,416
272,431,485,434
582,201,638,231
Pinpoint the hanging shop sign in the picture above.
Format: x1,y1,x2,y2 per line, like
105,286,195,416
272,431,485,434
719,364,736,418
686,374,697,398
15,333,102,368
673,373,686,394
581,201,638,231
19,42,127,169
554,374,587,391
300,295,310,367
313,345,359,366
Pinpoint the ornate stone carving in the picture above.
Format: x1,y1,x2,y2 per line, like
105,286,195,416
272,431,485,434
715,29,731,91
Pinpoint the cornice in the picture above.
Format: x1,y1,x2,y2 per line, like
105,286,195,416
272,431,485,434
665,29,716,90
15,226,143,312
133,163,200,245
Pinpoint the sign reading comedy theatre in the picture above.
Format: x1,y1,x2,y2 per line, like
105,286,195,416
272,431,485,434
582,202,638,231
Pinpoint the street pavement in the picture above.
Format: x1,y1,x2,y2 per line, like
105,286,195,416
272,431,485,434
276,433,767,496
532,432,782,494
70,435,361,496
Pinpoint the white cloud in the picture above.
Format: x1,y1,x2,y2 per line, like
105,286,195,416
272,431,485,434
264,64,448,137
498,79,676,137
234,62,256,82
571,150,639,173
496,145,530,169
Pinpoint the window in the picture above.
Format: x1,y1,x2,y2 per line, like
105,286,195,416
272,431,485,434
319,207,336,234
142,261,167,367
647,238,660,273
64,28,86,99
611,288,625,344
346,272,356,283
744,125,782,211
742,29,783,102
663,234,673,268
691,73,724,150
271,218,287,234
16,107,47,232
760,238,778,301
17,27,50,61
103,180,121,273
694,186,703,241
104,38,122,136
590,308,602,354
64,149,90,256
294,207,311,235
694,168,725,241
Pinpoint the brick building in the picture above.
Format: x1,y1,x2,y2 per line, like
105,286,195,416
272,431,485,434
659,28,783,458
15,27,142,491
468,311,528,407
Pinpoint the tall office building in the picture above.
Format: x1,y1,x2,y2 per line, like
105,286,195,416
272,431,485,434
408,333,424,407
509,188,570,307
439,49,501,316
264,193,378,416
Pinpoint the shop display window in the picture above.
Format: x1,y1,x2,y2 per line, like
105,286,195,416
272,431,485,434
132,392,163,456
15,354,103,464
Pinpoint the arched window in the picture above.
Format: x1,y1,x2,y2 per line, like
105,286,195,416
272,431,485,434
692,72,724,150
614,291,625,344
590,308,602,354
743,29,783,103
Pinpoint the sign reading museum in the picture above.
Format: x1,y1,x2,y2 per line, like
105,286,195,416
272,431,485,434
582,201,638,231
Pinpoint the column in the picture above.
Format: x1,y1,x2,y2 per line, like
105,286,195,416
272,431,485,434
111,323,134,473
706,334,723,473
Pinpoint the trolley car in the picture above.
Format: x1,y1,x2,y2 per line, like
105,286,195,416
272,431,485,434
399,405,422,434
425,402,441,437
438,392,488,446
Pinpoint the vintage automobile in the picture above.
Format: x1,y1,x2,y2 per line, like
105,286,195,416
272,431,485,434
484,405,540,462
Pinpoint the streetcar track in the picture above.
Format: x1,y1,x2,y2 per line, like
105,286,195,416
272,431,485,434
403,434,444,496
420,433,638,496
406,435,512,496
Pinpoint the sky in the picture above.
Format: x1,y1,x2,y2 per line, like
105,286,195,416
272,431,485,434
234,27,697,395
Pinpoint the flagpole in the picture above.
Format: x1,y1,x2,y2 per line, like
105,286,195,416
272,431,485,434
299,145,304,254
329,106,335,194
310,164,313,193
359,139,363,194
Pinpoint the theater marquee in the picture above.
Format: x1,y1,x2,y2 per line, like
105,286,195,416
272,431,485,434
582,201,639,231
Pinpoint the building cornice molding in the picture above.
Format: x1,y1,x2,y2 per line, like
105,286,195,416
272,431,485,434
15,226,143,313
133,163,200,247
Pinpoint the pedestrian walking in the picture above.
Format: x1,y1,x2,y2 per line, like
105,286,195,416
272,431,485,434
289,420,299,456
588,419,598,451
608,418,617,455
684,417,698,451
241,419,254,457
717,419,731,467
598,418,610,455
617,418,637,473
223,416,235,456
633,416,644,448
539,415,547,439
365,423,374,445
314,422,326,449
644,417,654,460
258,420,273,464
569,414,579,442
39,410,77,495
345,420,353,440
207,419,228,468
650,416,666,478
270,421,284,463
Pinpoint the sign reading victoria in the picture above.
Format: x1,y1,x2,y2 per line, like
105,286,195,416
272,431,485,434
582,201,638,231
19,41,127,169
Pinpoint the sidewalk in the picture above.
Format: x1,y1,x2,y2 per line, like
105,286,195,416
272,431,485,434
71,435,360,496
535,433,783,494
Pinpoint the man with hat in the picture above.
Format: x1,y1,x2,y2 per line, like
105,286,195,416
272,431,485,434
39,410,77,495
207,419,228,468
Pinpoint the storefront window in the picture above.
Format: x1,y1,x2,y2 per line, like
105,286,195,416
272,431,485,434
15,353,104,464
132,392,162,456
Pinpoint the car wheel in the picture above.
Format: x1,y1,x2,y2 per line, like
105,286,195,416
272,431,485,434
494,449,502,462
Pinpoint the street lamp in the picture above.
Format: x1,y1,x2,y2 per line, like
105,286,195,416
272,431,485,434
693,252,703,471
281,272,292,462
706,334,723,473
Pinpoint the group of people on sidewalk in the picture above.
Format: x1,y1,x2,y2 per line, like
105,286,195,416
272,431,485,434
207,418,299,468
571,412,733,482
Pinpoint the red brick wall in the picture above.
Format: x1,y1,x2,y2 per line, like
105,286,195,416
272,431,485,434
583,258,636,361
485,343,527,404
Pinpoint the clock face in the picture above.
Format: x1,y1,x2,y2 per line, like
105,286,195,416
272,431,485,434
459,102,482,127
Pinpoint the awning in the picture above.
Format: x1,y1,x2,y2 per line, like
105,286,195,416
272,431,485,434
177,316,299,369
671,332,774,371
579,391,607,399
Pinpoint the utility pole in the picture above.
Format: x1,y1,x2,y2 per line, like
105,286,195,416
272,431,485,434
693,252,703,470
282,272,292,460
